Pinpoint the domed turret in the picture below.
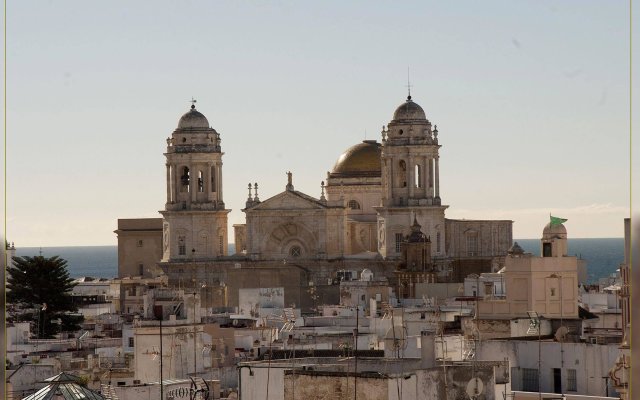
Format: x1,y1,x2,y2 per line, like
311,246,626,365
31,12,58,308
507,241,525,256
542,222,568,239
392,96,427,122
407,217,429,243
541,218,568,257
177,105,210,129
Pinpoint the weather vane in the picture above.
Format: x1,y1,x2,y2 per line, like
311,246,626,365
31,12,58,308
406,67,412,99
190,97,197,109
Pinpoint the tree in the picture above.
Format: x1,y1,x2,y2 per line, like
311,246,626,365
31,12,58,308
7,255,84,337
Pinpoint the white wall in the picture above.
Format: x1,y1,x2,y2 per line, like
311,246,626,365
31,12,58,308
387,375,417,400
240,366,284,400
477,340,620,397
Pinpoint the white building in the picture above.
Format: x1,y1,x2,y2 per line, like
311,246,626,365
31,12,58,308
477,339,620,397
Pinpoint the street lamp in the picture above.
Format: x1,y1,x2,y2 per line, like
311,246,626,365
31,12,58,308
192,291,198,376
153,307,164,400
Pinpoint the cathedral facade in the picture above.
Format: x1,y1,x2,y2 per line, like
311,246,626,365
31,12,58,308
117,94,513,307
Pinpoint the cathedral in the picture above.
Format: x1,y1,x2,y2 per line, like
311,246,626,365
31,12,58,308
117,94,513,308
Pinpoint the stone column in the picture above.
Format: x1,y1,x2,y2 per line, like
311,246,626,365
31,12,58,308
218,163,224,204
191,164,197,202
166,164,171,204
435,157,440,198
206,162,213,202
173,164,181,201
424,158,430,197
387,158,393,205
429,158,434,194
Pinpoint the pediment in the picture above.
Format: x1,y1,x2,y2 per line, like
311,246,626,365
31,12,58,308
249,190,325,211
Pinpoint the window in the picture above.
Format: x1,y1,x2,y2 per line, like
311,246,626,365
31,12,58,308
399,160,407,187
436,232,441,253
395,233,403,253
348,200,360,210
484,282,493,295
137,240,143,247
210,166,216,192
197,171,204,192
219,236,224,254
290,246,301,257
129,337,134,347
550,288,556,297
553,368,561,393
180,167,190,192
543,242,552,257
178,236,186,256
522,368,539,392
466,234,478,256
415,165,421,187
138,264,144,276
567,369,577,391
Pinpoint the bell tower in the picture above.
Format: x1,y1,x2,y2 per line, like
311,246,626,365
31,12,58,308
160,102,230,262
375,95,448,259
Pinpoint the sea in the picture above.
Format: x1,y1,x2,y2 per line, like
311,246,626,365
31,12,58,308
14,239,624,283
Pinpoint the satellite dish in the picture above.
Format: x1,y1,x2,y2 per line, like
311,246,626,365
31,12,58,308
554,326,569,342
466,377,484,399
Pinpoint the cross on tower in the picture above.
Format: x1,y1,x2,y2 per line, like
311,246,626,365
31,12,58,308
190,97,197,109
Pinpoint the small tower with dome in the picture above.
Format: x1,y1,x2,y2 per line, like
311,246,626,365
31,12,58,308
160,103,230,262
395,217,435,298
541,218,568,257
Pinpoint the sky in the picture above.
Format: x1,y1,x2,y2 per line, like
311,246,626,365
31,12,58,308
2,1,637,246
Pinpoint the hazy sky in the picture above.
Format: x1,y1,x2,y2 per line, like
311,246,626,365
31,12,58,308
3,1,636,246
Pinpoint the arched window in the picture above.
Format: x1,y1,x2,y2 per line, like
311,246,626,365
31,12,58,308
466,233,478,256
178,236,186,256
415,165,422,188
348,200,360,210
199,232,209,255
397,160,407,188
197,171,204,192
180,167,190,192
395,233,403,253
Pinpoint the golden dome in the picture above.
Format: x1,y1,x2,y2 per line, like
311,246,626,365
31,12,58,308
330,140,381,178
